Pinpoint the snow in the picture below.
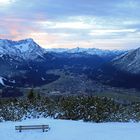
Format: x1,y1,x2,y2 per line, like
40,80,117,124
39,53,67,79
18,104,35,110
41,77,46,81
0,76,5,85
46,48,69,53
0,39,46,60
0,38,125,61
14,44,31,52
112,47,140,74
0,118,140,140
46,47,125,57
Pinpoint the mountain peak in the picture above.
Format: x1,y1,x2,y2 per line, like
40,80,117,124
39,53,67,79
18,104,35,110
0,38,46,60
24,38,34,42
18,38,35,44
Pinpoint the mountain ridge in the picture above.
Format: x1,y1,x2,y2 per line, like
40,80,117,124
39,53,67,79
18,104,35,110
46,46,126,57
0,38,46,60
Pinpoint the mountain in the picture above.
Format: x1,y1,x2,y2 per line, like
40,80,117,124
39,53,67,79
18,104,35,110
0,38,46,60
0,39,61,88
92,47,140,89
112,47,140,74
46,47,125,57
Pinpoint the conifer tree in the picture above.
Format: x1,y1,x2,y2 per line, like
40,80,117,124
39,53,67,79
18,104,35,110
27,89,35,100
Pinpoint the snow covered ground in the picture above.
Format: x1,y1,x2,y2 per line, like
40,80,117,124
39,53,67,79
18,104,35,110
0,76,5,86
0,118,140,140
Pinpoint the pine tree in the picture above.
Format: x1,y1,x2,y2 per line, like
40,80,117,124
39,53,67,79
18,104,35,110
27,89,35,100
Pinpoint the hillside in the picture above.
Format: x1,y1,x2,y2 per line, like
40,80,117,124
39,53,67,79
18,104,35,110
112,47,140,74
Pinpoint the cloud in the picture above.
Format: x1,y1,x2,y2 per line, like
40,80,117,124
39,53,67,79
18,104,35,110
0,0,140,49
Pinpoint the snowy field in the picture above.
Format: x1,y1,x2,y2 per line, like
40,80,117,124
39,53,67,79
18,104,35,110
0,118,140,140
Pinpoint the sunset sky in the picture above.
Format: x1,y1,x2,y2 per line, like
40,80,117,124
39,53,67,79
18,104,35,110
0,0,140,49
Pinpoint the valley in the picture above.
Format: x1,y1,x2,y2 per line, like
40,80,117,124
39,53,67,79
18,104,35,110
0,39,140,103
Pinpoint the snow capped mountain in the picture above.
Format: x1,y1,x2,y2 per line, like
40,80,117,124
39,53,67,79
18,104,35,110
0,38,125,60
45,48,69,53
112,47,140,74
46,47,125,57
0,38,46,60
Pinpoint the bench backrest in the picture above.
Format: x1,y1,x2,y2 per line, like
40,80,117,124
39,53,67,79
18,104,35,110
15,125,49,132
15,125,49,128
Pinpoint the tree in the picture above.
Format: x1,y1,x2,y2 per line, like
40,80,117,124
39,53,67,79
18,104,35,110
27,89,35,100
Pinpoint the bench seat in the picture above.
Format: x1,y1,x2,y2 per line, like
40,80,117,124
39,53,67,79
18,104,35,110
15,125,50,132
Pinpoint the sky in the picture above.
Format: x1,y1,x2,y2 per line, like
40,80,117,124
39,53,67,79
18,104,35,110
0,0,140,50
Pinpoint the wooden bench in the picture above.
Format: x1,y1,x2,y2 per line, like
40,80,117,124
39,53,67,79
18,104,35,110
15,125,50,132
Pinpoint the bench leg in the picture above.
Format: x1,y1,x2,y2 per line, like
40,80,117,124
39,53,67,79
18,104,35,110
42,125,45,132
19,126,22,132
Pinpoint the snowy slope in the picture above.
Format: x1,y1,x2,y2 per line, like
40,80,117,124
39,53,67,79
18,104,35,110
0,118,140,140
0,38,46,60
112,47,140,74
0,76,5,86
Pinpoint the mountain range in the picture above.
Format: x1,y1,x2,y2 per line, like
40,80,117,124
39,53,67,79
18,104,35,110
0,38,140,98
46,47,125,57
